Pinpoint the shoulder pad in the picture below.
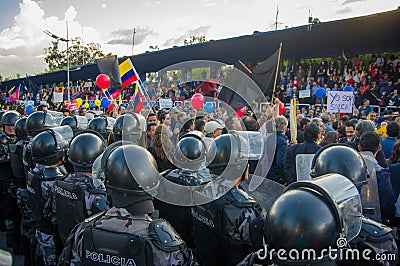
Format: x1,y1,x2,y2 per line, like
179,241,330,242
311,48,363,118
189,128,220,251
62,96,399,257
229,188,257,207
359,217,393,241
148,218,185,252
42,167,67,179
164,169,193,186
0,133,8,145
84,211,105,223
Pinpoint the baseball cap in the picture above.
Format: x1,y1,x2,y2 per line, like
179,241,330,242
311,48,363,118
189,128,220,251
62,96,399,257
204,121,224,134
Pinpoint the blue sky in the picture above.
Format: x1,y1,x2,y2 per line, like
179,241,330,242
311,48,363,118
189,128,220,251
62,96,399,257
0,0,398,77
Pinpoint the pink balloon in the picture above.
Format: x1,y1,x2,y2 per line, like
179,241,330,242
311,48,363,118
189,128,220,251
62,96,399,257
96,74,110,89
191,93,204,110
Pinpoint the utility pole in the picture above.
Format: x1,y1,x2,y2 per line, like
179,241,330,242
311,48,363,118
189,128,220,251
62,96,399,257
275,6,279,30
131,27,136,55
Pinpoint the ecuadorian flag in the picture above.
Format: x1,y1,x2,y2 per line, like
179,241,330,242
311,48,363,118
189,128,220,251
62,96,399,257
133,82,144,113
119,58,139,89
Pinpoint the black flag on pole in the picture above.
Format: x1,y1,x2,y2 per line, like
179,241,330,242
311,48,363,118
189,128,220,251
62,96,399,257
96,55,122,89
217,47,280,109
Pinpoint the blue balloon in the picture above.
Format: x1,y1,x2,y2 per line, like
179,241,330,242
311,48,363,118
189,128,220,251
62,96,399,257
101,97,111,108
315,87,326,99
26,105,33,115
89,103,96,108
343,86,354,92
204,102,215,114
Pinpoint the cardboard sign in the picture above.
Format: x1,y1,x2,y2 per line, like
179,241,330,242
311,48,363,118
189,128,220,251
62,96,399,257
299,89,311,98
159,98,173,109
53,92,64,103
327,91,354,113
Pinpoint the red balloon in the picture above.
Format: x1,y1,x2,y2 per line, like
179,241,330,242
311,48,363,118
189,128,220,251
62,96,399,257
96,74,110,89
191,93,204,110
235,106,246,117
274,102,286,115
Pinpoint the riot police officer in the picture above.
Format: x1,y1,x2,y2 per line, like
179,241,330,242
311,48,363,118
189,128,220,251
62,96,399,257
154,132,209,248
87,116,114,142
20,110,58,264
312,144,399,266
112,113,141,143
60,116,79,135
49,131,108,245
28,127,70,265
0,111,22,255
191,132,264,265
58,144,195,265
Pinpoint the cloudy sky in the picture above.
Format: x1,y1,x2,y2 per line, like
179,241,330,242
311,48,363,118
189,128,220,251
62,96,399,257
0,0,398,77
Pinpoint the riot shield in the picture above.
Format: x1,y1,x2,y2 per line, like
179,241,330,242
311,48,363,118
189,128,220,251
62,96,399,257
295,154,314,181
8,142,25,180
241,175,285,212
360,154,382,223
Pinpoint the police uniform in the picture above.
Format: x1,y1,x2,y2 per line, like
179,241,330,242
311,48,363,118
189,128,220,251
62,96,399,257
50,172,109,245
0,131,22,254
58,207,193,266
191,186,263,265
27,165,67,265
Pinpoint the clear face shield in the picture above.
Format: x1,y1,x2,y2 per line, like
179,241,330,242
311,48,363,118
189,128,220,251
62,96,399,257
44,110,64,127
75,115,88,130
49,125,74,149
229,130,264,161
285,173,363,242
106,117,115,132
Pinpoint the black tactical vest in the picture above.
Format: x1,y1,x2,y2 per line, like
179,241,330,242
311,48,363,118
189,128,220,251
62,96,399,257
82,215,186,266
192,187,261,266
27,166,66,234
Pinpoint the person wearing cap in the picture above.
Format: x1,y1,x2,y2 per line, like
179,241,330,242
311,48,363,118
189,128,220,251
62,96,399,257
357,98,373,119
204,121,223,139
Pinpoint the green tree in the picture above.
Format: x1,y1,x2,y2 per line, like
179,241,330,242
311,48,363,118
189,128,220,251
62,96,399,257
149,45,159,51
44,38,111,71
184,35,206,46
312,18,321,24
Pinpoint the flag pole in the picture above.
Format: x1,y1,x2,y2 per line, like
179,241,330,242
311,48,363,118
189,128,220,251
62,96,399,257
271,42,283,104
131,65,156,113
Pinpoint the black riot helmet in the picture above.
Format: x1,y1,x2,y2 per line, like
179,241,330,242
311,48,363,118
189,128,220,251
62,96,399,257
68,131,106,172
1,111,20,126
103,144,160,215
31,129,69,166
25,111,57,137
14,117,28,140
311,143,368,188
207,132,249,179
60,116,78,132
173,131,206,171
87,116,110,139
265,186,341,265
112,113,140,142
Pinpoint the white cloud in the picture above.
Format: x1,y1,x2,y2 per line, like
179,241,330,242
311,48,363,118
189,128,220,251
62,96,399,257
0,0,101,76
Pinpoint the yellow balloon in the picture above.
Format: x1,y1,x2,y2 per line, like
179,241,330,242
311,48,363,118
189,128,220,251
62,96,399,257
95,99,101,107
76,98,83,106
83,103,89,109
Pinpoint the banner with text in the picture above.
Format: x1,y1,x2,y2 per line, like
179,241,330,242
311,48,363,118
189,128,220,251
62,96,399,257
327,91,354,113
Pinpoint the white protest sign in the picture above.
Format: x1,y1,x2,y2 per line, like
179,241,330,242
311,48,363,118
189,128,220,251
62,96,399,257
299,90,311,98
159,98,173,109
53,92,64,103
327,91,354,113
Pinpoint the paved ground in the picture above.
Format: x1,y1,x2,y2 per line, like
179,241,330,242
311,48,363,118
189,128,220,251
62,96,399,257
0,232,24,266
